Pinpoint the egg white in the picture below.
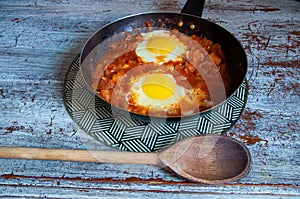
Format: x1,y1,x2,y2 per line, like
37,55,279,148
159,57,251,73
135,30,185,64
129,74,187,109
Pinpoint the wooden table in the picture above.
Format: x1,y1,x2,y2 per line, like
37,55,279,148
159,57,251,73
0,0,299,198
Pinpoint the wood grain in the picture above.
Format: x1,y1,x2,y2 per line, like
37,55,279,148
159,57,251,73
0,0,299,198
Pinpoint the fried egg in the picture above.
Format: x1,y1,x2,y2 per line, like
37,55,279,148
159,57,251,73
135,30,185,64
129,73,187,109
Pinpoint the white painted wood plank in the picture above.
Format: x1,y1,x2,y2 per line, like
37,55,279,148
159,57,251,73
0,0,299,197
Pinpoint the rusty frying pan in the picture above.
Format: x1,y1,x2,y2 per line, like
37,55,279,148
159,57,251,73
79,0,247,122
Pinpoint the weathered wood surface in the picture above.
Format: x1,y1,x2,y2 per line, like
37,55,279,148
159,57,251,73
0,0,299,198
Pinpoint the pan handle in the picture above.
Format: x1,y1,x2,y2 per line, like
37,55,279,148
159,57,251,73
181,0,205,17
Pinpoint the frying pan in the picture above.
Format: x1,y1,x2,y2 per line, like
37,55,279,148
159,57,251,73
79,0,247,122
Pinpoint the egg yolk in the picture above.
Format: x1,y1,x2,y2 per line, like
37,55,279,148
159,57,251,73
142,74,175,100
146,37,176,55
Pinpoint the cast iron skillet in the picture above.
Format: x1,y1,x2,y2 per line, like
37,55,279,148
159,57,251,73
80,0,247,122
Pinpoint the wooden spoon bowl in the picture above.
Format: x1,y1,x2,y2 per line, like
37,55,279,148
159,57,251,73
159,134,251,184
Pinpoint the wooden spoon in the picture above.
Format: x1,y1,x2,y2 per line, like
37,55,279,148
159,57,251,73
0,134,251,184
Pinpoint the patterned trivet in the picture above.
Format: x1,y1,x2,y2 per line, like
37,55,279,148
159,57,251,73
63,55,248,152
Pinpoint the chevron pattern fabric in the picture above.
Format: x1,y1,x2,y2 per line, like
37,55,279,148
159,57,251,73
63,56,248,152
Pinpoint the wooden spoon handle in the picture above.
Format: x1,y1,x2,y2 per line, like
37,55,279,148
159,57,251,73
0,147,160,165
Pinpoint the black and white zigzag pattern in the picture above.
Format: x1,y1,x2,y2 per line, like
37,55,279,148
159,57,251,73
63,56,248,152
